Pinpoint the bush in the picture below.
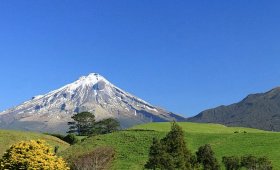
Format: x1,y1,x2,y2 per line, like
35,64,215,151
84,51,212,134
63,134,80,145
257,157,272,170
0,140,69,170
70,147,115,170
241,155,272,170
223,155,273,170
46,133,80,145
222,156,240,170
45,133,65,140
241,155,258,169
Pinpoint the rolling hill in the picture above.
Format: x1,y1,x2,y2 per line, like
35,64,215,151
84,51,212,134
60,122,280,170
0,129,69,157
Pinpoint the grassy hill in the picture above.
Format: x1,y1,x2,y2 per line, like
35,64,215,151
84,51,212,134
61,122,280,170
0,129,69,156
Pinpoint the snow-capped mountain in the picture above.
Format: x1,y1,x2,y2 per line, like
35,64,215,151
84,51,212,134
0,73,185,133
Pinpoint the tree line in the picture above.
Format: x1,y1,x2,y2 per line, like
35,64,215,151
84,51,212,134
67,111,120,136
145,122,272,170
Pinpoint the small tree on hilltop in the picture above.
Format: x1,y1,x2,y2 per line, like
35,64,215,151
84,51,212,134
196,144,220,170
0,140,69,170
93,118,120,135
68,111,95,135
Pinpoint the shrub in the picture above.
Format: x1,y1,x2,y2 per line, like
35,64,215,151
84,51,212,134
222,156,240,170
0,139,69,170
46,133,80,145
45,133,65,140
241,155,272,170
63,134,80,145
241,155,258,169
54,145,60,154
70,147,115,170
257,157,272,170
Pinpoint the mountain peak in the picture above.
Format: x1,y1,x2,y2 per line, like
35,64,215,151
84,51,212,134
64,73,109,92
79,73,100,80
0,73,185,133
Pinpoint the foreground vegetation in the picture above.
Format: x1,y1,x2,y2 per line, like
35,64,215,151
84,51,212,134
61,122,280,169
0,122,278,169
0,140,69,170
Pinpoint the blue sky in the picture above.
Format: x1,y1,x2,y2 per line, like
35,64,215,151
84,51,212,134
1,1,280,117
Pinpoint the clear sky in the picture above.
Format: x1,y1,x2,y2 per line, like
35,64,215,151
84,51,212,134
1,1,280,117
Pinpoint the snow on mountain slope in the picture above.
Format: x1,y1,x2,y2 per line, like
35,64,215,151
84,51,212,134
0,73,185,133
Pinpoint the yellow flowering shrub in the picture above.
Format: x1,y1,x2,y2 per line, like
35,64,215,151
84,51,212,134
0,139,69,170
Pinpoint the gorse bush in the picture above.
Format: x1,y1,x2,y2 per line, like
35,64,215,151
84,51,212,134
0,139,69,170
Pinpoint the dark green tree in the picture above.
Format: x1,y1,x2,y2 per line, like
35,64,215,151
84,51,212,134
222,156,240,170
161,122,192,169
67,112,95,135
93,118,120,135
67,121,76,134
145,138,174,170
196,144,220,170
241,155,258,170
190,155,201,170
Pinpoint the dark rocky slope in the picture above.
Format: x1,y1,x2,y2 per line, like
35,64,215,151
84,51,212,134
188,87,280,131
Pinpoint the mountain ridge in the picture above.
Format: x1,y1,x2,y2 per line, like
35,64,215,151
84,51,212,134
188,86,280,131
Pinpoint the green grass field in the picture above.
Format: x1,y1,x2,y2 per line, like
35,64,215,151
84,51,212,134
61,122,280,170
0,129,70,156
